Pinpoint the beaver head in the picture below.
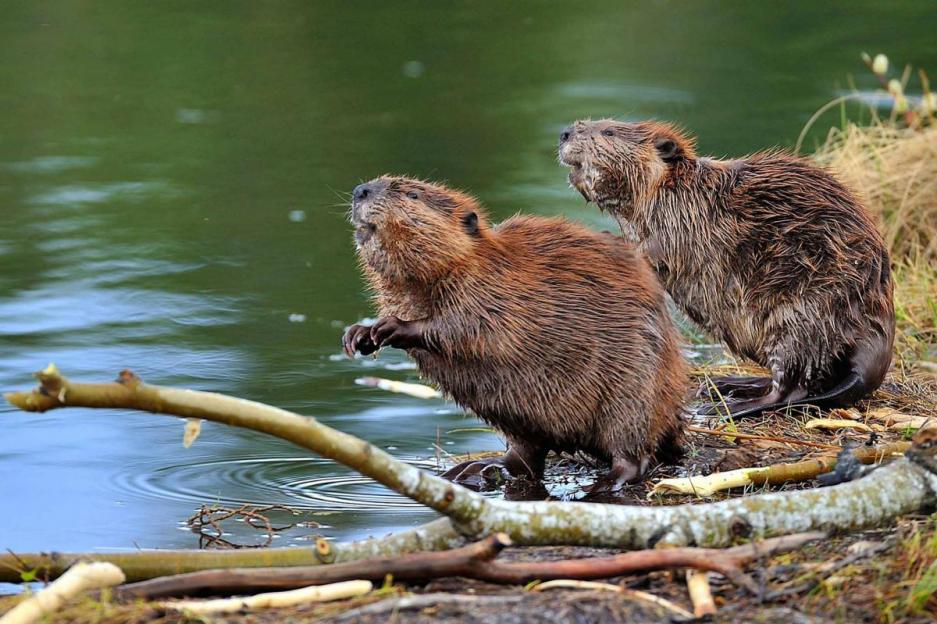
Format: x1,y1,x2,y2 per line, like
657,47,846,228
349,175,488,285
558,119,696,218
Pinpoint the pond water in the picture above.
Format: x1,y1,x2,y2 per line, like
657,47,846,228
1,2,934,561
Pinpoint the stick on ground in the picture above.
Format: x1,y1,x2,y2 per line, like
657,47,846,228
116,532,825,600
161,580,372,615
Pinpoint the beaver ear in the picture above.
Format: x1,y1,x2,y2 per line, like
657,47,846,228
654,137,680,163
462,212,480,236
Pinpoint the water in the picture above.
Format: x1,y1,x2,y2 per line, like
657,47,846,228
1,2,934,558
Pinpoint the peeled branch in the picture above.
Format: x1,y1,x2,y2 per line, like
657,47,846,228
650,442,910,497
686,570,716,617
866,407,934,432
4,367,937,586
355,376,441,399
0,562,125,624
162,579,372,615
804,418,876,432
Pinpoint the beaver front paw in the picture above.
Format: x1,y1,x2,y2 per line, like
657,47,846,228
370,316,425,350
342,323,378,358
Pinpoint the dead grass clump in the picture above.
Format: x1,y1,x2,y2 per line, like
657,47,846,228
812,122,937,363
815,122,937,261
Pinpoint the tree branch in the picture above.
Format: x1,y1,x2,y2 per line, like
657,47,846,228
6,366,937,584
0,519,464,584
114,532,824,600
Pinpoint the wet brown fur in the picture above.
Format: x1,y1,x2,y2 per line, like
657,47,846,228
560,120,895,409
351,175,687,476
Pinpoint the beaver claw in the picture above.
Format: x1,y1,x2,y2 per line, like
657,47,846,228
369,316,425,350
342,323,378,358
342,317,426,357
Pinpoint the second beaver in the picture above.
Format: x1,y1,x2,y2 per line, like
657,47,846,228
559,119,895,418
343,175,687,491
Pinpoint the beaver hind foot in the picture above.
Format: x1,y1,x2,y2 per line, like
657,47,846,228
698,373,871,419
698,376,775,401
441,442,547,491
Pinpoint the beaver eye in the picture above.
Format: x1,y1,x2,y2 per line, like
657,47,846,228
406,191,419,200
601,129,615,137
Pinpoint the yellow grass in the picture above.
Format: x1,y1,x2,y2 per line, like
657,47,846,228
816,123,937,261
814,122,937,363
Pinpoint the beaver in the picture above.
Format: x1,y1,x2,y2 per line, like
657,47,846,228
558,119,895,418
342,175,687,491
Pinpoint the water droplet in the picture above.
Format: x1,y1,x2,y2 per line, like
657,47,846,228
288,209,306,222
288,313,307,323
402,60,425,78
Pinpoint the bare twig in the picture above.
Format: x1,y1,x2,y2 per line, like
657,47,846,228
186,504,302,549
652,441,911,497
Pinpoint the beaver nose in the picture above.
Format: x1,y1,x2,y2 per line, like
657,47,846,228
559,126,573,144
353,179,389,204
353,183,373,203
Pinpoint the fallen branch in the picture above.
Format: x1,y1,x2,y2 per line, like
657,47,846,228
651,441,911,497
5,366,937,584
161,579,372,615
0,518,465,584
115,532,823,600
116,533,512,599
0,562,125,624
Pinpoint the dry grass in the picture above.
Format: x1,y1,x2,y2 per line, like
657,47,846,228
814,121,937,363
816,122,937,261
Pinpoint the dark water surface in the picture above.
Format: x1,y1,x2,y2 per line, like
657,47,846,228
1,2,934,557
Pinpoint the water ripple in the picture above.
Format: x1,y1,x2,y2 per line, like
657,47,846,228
111,456,443,512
